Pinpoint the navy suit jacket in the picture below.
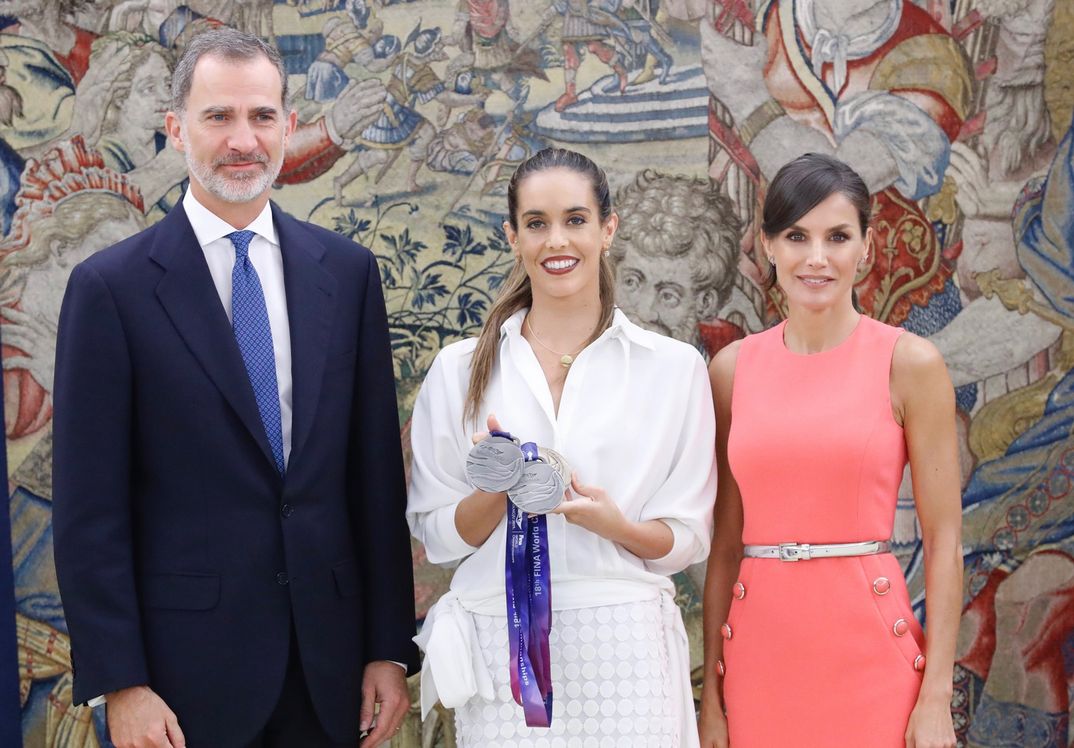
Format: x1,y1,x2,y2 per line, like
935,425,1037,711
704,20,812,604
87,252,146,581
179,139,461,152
52,201,420,746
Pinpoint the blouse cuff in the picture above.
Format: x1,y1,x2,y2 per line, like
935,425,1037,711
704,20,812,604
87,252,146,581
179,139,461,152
643,519,704,576
424,503,480,564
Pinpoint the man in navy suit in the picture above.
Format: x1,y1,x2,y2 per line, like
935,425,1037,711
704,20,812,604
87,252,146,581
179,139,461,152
52,28,418,748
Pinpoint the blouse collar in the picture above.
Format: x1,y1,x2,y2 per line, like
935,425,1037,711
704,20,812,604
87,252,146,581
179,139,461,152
500,307,657,351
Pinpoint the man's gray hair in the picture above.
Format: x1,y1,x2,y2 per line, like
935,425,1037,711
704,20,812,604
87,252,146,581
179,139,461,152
613,170,742,310
170,27,289,113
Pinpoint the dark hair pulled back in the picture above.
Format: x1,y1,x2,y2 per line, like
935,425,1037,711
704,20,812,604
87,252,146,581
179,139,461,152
761,153,871,310
506,147,612,231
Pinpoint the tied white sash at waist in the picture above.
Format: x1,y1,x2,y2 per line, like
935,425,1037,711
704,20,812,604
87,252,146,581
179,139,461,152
414,591,496,718
414,581,699,747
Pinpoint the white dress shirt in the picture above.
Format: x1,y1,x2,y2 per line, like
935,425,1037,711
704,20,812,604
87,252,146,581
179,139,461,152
407,308,717,735
183,189,293,467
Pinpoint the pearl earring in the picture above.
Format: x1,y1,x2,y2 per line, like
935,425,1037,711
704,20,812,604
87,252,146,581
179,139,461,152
766,256,775,265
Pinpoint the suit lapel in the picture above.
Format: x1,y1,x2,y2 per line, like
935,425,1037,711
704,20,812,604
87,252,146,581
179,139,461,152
149,203,280,474
273,204,336,468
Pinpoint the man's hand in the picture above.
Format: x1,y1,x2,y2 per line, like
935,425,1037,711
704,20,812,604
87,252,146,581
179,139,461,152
359,661,409,746
106,685,186,748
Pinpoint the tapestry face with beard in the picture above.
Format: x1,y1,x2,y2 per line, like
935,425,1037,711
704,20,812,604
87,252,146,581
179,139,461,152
614,246,707,347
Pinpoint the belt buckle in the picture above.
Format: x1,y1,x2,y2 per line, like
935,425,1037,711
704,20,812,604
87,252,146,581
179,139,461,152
778,542,811,561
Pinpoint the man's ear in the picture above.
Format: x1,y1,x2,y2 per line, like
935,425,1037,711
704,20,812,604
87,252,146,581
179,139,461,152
164,111,185,152
697,287,720,319
285,108,298,140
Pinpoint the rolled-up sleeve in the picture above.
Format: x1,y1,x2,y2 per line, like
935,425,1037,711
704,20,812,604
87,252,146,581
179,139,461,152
638,351,717,575
407,349,480,565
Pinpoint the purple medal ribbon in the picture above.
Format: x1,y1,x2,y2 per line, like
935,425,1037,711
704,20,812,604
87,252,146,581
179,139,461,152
504,439,554,727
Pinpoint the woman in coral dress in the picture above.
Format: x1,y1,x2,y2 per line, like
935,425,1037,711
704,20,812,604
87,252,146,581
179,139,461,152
700,153,962,747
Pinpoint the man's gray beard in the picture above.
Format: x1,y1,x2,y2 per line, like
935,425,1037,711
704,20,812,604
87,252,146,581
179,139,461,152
184,147,283,204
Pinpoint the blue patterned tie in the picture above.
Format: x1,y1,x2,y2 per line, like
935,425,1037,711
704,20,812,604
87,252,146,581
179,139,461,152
228,230,285,475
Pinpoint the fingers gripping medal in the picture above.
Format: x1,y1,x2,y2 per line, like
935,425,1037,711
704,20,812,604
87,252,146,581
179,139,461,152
508,444,570,514
466,430,525,492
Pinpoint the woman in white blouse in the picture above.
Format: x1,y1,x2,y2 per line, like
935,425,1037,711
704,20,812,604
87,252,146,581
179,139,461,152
407,147,717,746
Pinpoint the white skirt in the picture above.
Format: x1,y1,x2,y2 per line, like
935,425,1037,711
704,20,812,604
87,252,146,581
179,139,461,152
454,598,681,747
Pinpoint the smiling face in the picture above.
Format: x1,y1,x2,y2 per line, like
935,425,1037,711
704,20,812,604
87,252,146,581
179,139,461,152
165,53,296,211
503,167,617,306
763,191,871,314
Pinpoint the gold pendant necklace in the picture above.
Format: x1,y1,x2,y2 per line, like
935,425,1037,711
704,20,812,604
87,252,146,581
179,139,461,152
525,316,584,369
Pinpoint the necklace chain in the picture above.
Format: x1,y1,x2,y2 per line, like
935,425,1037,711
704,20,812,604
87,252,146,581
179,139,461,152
525,316,584,369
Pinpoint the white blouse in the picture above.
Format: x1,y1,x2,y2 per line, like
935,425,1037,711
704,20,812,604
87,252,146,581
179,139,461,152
408,308,716,728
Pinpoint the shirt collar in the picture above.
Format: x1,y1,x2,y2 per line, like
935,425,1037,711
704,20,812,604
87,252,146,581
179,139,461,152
500,307,657,350
182,189,278,249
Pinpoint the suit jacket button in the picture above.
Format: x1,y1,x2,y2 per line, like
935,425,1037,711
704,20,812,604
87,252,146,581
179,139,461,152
276,572,289,586
281,503,294,518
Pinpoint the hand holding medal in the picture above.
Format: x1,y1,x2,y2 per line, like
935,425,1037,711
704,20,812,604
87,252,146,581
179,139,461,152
464,419,571,727
550,476,631,541
466,423,570,514
466,431,526,493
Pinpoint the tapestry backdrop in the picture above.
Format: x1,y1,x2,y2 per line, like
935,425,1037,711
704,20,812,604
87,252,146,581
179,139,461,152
4,0,1073,745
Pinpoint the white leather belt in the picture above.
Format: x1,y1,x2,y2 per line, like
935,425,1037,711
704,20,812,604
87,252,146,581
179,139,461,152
743,540,891,562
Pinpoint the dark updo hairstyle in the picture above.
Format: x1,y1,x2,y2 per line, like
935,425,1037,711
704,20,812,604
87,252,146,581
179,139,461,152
761,153,871,309
464,148,617,425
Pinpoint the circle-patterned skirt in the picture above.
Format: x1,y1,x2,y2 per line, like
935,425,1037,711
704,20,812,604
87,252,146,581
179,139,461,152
454,598,680,747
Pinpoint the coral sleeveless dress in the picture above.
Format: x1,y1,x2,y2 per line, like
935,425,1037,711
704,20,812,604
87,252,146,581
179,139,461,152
723,316,924,746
